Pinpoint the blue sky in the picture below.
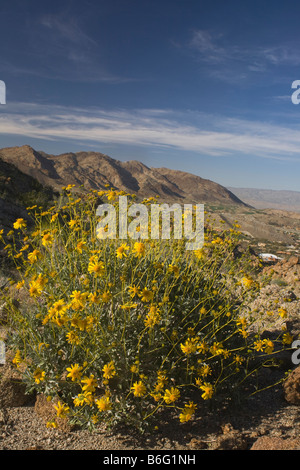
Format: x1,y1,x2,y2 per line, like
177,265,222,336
1,0,300,191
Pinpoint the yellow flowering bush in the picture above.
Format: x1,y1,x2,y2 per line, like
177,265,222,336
0,187,291,431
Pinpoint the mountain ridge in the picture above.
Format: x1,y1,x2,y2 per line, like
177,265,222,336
0,145,247,207
228,187,300,213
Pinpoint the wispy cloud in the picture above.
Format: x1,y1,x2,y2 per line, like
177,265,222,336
1,102,300,162
187,29,300,81
2,12,133,84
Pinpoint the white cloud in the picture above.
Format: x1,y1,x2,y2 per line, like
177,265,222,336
187,30,300,81
0,102,300,161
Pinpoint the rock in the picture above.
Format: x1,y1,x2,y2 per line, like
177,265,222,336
0,364,32,407
283,366,300,405
287,256,300,267
250,436,300,450
214,432,248,450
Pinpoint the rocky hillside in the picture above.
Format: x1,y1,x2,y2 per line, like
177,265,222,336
0,145,247,206
0,157,57,231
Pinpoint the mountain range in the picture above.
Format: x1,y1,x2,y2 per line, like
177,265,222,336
0,145,298,249
0,145,246,207
227,187,300,213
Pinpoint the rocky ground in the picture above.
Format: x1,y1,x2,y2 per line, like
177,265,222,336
0,256,299,451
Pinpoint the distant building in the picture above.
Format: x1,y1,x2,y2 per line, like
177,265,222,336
258,253,283,263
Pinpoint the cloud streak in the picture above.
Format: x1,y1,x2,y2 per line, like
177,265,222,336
0,102,300,161
187,29,300,82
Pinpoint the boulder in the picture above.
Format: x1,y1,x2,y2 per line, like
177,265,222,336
283,366,300,405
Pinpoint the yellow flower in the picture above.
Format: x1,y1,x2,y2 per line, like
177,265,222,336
139,287,154,302
198,364,211,377
144,306,161,328
180,337,198,355
102,361,116,379
42,232,54,247
12,350,22,367
16,280,25,289
179,402,197,423
46,420,57,428
107,190,117,201
33,368,46,384
128,285,140,297
200,382,213,400
132,242,145,258
194,249,203,260
121,302,138,310
68,219,79,228
130,364,139,374
210,341,224,356
197,340,208,354
66,363,83,382
254,340,264,352
242,277,254,288
101,291,112,303
66,331,81,345
81,374,97,393
76,240,86,253
88,259,105,277
50,213,59,223
73,392,93,407
278,308,287,318
116,244,129,259
27,249,42,264
168,264,179,275
263,338,274,354
131,380,146,397
29,280,43,297
13,218,27,229
88,292,101,304
236,317,248,329
54,401,69,418
282,332,293,345
163,387,180,404
96,395,112,412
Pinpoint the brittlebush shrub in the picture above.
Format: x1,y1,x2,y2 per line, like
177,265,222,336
0,187,291,430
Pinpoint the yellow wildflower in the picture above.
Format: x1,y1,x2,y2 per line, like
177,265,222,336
116,243,129,259
33,368,46,384
88,259,105,277
66,363,83,382
200,382,213,400
179,402,197,423
96,395,112,412
132,242,145,258
140,287,153,302
180,337,198,355
102,361,116,380
54,401,69,418
42,232,54,247
13,218,27,229
163,387,180,404
131,380,146,397
81,374,97,393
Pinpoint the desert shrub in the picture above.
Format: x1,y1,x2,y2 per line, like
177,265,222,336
0,187,291,430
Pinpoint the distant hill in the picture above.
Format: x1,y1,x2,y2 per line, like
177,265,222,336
0,145,247,207
0,157,57,230
228,187,300,213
